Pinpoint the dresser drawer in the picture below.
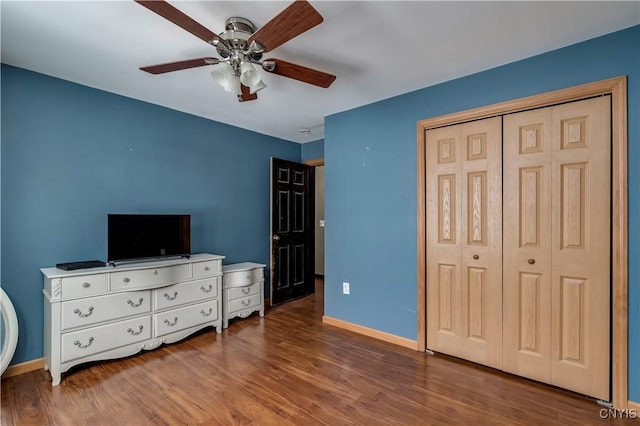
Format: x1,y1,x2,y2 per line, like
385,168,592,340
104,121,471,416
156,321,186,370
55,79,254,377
61,290,151,331
154,278,218,311
110,264,190,291
61,316,152,363
224,268,263,288
228,294,261,313
154,300,218,337
225,282,261,301
61,274,107,299
192,259,222,279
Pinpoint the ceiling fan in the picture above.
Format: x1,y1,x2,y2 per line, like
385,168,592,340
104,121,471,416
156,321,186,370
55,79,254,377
136,0,336,102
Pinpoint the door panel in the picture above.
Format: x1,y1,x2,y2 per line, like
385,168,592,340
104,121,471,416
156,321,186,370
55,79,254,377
550,96,610,400
427,125,463,355
427,117,502,369
270,158,315,306
460,118,502,368
503,96,610,400
503,107,553,382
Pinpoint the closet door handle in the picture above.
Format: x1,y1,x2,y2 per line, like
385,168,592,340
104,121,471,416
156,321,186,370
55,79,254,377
472,255,479,260
528,259,535,265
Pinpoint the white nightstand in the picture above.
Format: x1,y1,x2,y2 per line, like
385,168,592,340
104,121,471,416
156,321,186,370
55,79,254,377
222,262,265,329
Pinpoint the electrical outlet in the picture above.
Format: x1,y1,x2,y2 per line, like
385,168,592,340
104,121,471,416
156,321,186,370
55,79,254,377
342,282,350,295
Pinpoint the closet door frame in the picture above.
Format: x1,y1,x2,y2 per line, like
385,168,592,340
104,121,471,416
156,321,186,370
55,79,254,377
417,76,628,408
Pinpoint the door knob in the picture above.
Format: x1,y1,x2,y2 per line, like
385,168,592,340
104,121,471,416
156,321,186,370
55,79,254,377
528,259,535,264
273,235,280,241
473,255,479,260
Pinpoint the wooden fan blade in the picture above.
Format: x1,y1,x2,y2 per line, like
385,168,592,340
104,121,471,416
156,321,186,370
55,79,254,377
248,1,323,52
238,84,258,102
140,57,219,74
263,59,335,88
136,0,221,44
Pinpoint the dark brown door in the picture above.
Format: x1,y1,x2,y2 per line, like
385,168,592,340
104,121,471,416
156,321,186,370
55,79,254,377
270,158,315,306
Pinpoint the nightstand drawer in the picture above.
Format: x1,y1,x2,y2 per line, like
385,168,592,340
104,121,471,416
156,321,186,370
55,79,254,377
228,294,261,312
224,268,263,288
226,282,261,301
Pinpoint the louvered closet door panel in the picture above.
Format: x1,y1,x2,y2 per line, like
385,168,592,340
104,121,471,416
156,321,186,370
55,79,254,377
503,108,553,382
460,117,503,369
550,96,610,400
426,125,463,357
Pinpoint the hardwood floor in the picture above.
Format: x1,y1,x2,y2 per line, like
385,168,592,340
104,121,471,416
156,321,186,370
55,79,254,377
0,279,628,425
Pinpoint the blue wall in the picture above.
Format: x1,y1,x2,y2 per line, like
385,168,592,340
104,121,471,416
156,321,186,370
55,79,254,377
0,64,300,364
301,139,324,162
324,25,640,400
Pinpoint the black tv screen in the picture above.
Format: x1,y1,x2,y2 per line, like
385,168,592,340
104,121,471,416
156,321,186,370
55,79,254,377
108,214,191,263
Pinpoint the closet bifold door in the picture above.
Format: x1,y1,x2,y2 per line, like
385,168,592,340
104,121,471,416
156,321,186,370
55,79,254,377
502,108,553,383
503,96,611,400
426,116,502,369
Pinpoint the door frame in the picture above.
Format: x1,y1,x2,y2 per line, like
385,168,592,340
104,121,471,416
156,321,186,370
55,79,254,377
416,76,628,408
304,158,325,279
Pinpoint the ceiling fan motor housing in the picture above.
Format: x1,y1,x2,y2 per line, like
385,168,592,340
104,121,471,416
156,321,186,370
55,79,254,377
216,17,263,62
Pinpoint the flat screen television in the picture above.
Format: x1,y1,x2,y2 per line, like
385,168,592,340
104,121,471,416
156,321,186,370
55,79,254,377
108,214,191,263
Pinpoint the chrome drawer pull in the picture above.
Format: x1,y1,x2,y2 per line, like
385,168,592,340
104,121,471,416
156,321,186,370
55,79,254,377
153,270,158,275
241,300,251,307
127,325,144,336
74,337,94,349
200,308,213,317
127,298,144,307
82,282,91,288
241,287,251,295
164,317,178,327
164,291,178,300
73,307,94,318
200,284,212,293
123,277,130,283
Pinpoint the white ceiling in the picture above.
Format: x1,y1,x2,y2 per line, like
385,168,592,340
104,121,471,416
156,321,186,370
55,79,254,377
2,1,638,143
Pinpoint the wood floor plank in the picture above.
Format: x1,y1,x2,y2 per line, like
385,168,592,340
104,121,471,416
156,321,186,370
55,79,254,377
0,279,625,425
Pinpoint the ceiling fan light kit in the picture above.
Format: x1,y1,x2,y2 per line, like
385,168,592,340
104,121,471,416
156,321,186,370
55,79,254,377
136,0,336,102
210,64,240,95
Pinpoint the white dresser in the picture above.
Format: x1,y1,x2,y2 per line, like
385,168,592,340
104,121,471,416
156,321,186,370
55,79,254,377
42,253,224,385
222,262,265,329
